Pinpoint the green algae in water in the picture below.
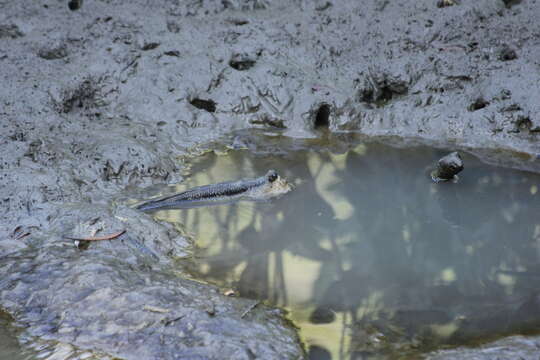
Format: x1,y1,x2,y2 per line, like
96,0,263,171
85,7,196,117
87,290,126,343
147,142,540,359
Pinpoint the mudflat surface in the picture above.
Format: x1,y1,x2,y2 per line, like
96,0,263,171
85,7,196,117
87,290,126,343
0,0,539,358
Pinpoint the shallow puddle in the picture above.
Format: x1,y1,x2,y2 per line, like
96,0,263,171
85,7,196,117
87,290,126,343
143,141,540,359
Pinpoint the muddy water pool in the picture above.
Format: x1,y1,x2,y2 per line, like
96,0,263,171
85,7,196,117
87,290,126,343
143,141,540,359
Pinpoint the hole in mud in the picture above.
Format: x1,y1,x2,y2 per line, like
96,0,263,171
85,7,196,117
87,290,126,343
229,59,256,71
499,45,517,61
378,86,395,103
68,0,82,10
358,76,408,107
163,50,180,57
189,98,217,113
142,42,160,51
359,86,394,106
227,18,249,26
468,97,489,111
314,104,330,128
502,0,522,8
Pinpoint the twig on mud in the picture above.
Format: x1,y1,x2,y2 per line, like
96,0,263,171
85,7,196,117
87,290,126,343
241,301,260,319
163,315,185,326
143,305,170,314
63,229,126,241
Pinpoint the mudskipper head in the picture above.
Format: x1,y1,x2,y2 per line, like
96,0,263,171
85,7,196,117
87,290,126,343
255,169,292,199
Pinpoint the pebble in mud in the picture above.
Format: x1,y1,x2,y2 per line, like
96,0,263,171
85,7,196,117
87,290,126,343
431,152,464,183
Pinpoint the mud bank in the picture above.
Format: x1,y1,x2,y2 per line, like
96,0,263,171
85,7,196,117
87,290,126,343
0,0,539,358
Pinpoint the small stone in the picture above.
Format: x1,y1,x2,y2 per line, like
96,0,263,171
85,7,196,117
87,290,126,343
431,152,464,183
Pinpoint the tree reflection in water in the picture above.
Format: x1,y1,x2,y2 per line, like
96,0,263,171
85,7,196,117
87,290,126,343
150,141,540,359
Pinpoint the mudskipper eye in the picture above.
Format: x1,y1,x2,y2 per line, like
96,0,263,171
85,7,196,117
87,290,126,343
267,170,278,183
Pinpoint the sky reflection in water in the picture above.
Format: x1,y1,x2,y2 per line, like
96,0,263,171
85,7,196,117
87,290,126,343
150,143,540,359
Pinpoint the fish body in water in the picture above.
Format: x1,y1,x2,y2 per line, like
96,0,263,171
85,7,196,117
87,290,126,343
136,170,291,211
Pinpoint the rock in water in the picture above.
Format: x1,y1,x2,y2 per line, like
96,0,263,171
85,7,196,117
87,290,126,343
431,152,464,183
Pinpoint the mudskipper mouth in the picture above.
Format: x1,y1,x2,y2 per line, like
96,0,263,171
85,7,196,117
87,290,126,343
264,175,293,198
275,177,293,194
259,169,292,198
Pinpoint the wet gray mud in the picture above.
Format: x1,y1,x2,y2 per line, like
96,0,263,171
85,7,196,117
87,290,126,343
139,139,540,359
1,0,540,359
